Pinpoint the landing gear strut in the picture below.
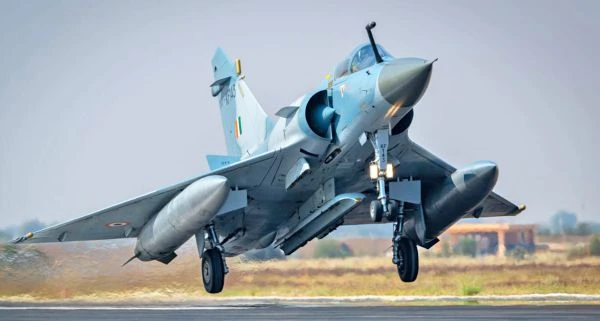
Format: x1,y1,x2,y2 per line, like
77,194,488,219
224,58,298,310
369,128,391,222
201,224,228,293
392,204,418,282
367,127,419,282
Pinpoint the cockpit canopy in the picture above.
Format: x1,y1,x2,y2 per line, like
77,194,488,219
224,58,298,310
334,44,393,79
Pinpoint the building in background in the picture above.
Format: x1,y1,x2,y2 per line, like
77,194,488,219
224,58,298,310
443,223,536,256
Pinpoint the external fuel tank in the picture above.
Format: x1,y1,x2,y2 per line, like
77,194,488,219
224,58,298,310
135,175,230,261
423,161,499,239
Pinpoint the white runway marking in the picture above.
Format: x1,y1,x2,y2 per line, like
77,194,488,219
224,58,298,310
1,293,598,310
176,293,600,303
258,293,600,302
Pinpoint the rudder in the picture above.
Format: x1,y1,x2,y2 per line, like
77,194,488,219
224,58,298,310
211,48,273,158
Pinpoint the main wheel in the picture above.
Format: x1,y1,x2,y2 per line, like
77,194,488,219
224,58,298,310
396,238,419,282
202,248,225,293
370,200,383,222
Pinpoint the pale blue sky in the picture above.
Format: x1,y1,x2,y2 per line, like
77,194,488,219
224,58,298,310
0,0,599,226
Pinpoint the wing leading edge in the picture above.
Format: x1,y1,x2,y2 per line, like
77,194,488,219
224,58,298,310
407,142,525,218
343,141,524,226
13,150,280,244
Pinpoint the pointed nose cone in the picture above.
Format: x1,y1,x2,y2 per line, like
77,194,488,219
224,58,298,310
465,161,499,190
378,58,434,106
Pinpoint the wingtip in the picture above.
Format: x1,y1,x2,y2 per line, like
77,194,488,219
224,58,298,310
11,232,34,244
511,204,527,215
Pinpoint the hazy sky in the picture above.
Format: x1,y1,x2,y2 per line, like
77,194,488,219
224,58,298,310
0,0,599,227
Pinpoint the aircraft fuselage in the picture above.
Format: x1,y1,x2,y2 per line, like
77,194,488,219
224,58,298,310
218,54,435,255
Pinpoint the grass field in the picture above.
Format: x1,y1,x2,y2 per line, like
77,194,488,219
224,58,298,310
1,242,599,301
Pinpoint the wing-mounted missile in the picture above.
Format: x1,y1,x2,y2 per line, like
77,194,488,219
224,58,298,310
133,175,231,263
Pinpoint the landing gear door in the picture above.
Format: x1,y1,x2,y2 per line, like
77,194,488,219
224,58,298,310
389,180,422,204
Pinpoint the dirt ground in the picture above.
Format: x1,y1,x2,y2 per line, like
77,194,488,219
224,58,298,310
1,241,599,300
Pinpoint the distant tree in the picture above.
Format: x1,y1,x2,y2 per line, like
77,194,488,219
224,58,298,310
575,222,591,236
550,211,577,235
566,245,588,259
339,242,352,256
590,223,600,234
455,237,477,257
0,229,12,242
440,241,452,257
17,219,47,236
509,246,528,260
590,235,600,256
313,240,353,258
537,225,552,236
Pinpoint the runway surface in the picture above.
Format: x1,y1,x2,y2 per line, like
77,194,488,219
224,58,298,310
1,304,599,321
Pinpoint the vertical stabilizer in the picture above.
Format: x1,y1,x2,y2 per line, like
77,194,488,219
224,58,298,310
211,48,273,158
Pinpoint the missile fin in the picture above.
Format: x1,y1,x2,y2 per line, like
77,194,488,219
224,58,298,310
121,254,138,267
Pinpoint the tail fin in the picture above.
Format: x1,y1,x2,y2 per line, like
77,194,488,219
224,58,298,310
211,48,273,157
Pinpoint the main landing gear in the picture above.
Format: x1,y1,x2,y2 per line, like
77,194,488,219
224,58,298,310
392,208,418,282
367,127,419,283
201,224,228,293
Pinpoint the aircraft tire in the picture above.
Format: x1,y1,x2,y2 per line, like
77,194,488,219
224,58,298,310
396,238,419,282
386,200,399,221
370,200,383,222
202,248,225,293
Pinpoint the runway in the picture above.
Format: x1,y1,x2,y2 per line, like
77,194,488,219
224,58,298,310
1,304,599,321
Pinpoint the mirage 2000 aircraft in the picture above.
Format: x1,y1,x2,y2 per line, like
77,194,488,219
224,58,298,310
14,23,525,293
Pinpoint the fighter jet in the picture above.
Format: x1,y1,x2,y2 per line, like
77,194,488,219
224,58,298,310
13,22,525,293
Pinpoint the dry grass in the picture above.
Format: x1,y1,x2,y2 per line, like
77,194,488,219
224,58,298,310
1,243,600,301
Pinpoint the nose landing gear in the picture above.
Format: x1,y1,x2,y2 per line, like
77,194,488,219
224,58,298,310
367,127,419,283
368,128,392,223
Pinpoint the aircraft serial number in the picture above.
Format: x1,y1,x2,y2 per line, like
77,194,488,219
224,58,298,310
220,83,237,105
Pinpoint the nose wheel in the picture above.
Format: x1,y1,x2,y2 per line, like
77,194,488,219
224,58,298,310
370,200,384,222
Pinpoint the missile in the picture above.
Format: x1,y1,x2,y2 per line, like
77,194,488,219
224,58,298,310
134,175,230,262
